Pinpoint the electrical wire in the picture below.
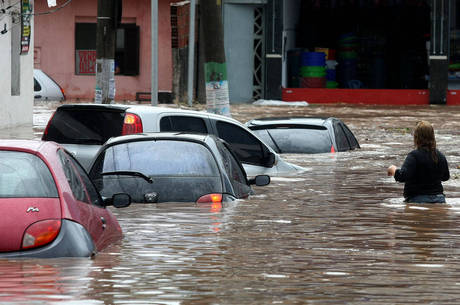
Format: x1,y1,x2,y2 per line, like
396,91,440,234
1,0,72,36
0,1,19,35
0,1,20,12
28,0,72,16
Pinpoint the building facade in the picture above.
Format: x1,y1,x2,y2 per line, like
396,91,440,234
0,0,34,128
34,0,177,102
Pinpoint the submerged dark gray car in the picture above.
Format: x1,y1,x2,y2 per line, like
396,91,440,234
88,132,270,204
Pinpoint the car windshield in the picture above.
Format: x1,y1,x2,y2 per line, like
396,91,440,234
98,140,219,176
252,127,333,153
0,151,58,198
90,140,222,203
43,108,125,144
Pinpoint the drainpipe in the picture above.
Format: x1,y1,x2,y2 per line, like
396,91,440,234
429,0,449,105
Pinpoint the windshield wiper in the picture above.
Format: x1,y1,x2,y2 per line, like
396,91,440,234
101,171,154,183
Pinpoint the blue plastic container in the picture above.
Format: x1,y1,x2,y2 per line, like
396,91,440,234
301,52,326,67
326,69,336,81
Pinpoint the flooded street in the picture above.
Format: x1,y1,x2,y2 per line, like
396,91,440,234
2,102,460,304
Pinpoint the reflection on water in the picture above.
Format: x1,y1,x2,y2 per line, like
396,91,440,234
1,102,460,304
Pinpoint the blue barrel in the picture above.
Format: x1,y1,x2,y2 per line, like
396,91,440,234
326,69,336,81
301,52,326,67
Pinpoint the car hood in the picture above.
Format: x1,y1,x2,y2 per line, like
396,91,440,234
243,157,307,178
0,198,61,252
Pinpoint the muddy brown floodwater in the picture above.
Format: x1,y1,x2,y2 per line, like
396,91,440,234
1,102,460,304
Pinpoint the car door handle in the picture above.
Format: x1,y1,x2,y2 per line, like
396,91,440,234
100,216,106,230
35,95,42,98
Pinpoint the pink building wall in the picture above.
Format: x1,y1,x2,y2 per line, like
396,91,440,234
34,0,175,101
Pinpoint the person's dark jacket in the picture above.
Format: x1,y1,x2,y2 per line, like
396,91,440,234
394,148,450,200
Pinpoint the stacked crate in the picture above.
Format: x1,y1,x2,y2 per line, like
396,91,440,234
300,52,326,88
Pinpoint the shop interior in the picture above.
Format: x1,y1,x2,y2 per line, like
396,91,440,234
285,0,431,89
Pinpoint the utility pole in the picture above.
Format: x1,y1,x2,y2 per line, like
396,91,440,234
151,0,158,106
187,0,196,107
95,0,116,104
199,0,230,116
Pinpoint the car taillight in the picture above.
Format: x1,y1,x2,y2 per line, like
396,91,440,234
60,87,66,101
122,113,143,135
42,111,56,140
22,219,61,249
331,145,336,153
196,193,223,204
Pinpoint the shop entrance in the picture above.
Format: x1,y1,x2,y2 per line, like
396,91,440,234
286,0,431,90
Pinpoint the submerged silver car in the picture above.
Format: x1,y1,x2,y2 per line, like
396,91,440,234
42,104,305,177
246,117,360,154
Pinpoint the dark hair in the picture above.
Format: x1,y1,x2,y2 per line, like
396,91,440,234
414,120,438,163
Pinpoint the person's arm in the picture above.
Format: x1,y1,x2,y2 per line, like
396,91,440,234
387,165,397,176
393,152,416,182
439,154,450,181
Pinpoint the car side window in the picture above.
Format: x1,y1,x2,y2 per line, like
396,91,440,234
160,116,208,134
215,121,266,166
333,122,350,151
341,123,359,149
215,141,251,198
58,150,89,204
34,78,41,91
66,153,104,207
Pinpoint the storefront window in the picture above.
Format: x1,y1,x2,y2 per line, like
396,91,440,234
287,0,430,90
75,23,139,76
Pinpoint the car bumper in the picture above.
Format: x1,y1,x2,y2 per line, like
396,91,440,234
0,219,96,259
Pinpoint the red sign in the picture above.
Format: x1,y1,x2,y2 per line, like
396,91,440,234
76,50,97,74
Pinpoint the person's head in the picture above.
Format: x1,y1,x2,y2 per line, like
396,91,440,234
414,120,436,151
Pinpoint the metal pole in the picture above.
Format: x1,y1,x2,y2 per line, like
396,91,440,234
433,0,437,54
440,0,444,54
187,0,196,107
151,0,158,106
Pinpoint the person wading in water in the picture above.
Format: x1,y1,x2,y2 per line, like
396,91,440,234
387,120,450,203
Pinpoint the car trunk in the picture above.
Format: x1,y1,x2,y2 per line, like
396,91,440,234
0,198,61,252
42,107,127,169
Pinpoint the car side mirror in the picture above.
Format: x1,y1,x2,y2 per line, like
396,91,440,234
106,193,132,208
262,152,276,167
249,175,270,186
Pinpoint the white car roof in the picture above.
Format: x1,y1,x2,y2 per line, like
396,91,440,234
58,103,245,126
123,104,244,125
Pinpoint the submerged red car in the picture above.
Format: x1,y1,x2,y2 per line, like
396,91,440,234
0,140,131,258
